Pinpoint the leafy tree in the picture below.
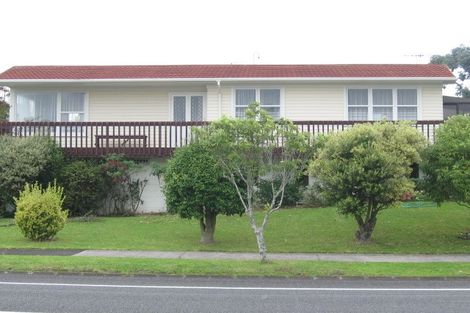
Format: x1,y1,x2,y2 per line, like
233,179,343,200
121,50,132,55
163,143,243,244
421,115,470,206
0,86,9,120
310,122,426,242
431,45,470,97
198,103,312,261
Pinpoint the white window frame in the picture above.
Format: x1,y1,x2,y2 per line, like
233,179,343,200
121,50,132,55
344,86,421,121
232,87,285,118
168,93,206,121
59,92,88,122
11,89,89,122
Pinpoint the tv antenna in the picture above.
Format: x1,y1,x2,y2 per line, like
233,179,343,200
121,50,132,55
252,52,261,64
404,54,425,63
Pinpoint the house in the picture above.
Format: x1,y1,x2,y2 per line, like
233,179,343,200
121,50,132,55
443,95,470,119
0,64,456,212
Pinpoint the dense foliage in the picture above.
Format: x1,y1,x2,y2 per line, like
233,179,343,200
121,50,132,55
421,115,470,206
58,160,108,216
431,45,470,97
164,143,243,243
310,122,426,242
258,177,305,207
0,87,8,120
101,154,148,216
0,136,64,215
14,182,68,241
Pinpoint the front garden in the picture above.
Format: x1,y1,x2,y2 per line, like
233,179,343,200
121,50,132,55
0,203,469,254
0,103,469,276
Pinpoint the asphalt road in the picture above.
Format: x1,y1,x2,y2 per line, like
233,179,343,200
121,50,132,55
1,273,470,313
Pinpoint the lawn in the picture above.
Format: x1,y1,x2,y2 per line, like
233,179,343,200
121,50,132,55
1,202,470,254
2,255,470,277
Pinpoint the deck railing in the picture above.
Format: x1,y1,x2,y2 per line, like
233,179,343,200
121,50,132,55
0,120,442,158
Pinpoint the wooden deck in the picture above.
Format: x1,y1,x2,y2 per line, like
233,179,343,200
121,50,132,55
0,120,442,158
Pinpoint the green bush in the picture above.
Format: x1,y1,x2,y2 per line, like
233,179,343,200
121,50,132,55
14,182,68,241
58,160,108,216
0,136,64,215
258,178,305,207
421,115,470,206
101,154,148,216
0,100,9,121
164,143,243,244
310,122,426,242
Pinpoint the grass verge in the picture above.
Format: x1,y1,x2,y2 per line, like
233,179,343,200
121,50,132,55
1,255,470,277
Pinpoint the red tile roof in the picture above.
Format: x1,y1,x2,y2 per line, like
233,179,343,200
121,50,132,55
0,64,455,80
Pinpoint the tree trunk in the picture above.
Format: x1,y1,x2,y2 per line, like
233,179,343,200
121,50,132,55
254,228,268,262
199,212,217,244
355,215,377,242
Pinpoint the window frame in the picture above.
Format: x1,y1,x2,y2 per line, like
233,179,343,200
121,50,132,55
12,90,89,122
168,92,206,122
232,87,285,119
344,86,421,121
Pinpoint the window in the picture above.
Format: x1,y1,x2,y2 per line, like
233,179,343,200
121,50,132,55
372,89,393,120
348,89,368,120
171,94,204,121
60,93,85,122
397,89,418,120
235,88,281,119
16,92,86,122
16,93,57,121
347,88,418,121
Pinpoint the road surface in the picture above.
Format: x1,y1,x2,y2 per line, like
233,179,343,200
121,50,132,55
0,273,470,313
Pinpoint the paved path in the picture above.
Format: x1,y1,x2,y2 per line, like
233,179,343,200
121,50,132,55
74,250,470,262
3,248,470,262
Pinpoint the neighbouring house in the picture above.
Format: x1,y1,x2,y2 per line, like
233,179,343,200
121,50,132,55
443,95,470,119
0,64,456,212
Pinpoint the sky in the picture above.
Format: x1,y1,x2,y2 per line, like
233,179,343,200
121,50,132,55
1,0,469,75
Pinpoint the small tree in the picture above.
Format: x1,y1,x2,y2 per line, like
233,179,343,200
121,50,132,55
199,103,312,261
421,115,470,206
163,143,243,244
310,122,426,242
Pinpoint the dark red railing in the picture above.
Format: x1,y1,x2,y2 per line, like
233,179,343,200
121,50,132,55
0,120,442,158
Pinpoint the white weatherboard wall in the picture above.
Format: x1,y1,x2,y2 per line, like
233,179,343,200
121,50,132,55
9,81,444,122
88,86,206,121
131,161,166,213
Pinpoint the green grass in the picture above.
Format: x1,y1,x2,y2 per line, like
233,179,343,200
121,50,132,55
1,202,470,254
1,255,470,277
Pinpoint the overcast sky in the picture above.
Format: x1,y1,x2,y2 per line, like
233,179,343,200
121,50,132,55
1,0,469,73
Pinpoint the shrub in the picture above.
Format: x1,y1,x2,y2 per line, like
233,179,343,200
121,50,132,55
0,136,64,214
58,160,108,216
258,177,305,207
421,115,470,206
101,154,148,216
14,182,68,241
310,122,426,242
164,143,243,244
0,100,9,121
302,184,328,208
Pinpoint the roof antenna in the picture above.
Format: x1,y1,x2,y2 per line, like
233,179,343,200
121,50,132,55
404,54,425,64
252,52,261,64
